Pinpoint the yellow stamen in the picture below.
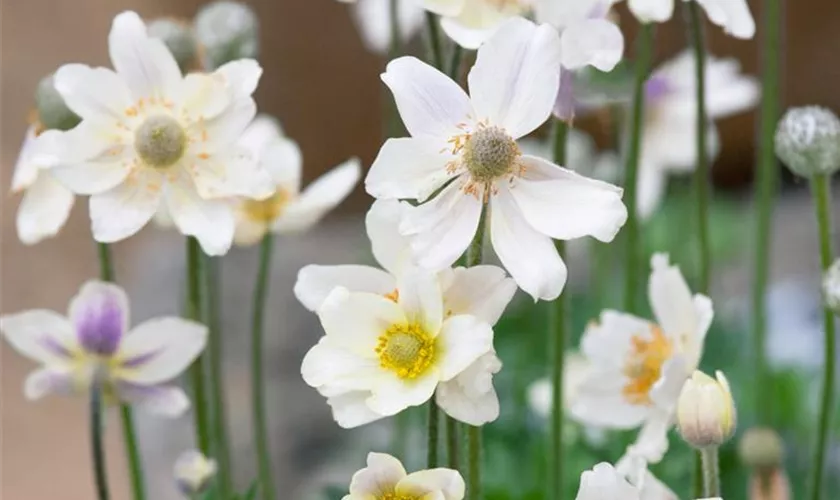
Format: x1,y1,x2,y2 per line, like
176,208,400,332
622,325,673,405
375,323,435,379
241,189,291,224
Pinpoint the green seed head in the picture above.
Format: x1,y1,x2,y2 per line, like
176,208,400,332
134,115,187,168
35,74,81,131
775,106,840,178
463,126,519,183
148,18,198,74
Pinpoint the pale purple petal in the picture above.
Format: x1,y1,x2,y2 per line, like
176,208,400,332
553,69,576,122
117,382,190,417
73,286,127,356
644,74,672,104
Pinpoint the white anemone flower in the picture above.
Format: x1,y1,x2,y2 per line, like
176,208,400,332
576,456,680,500
571,254,713,463
420,0,533,49
344,452,465,500
233,115,361,246
0,281,207,417
11,126,74,245
636,50,759,219
339,0,425,54
44,11,274,255
627,0,754,39
366,18,628,301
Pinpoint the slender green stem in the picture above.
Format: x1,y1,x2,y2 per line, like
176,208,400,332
467,425,482,500
448,44,464,81
424,11,444,70
97,243,115,282
446,416,460,471
388,0,401,56
810,174,836,500
686,2,711,293
251,235,277,500
393,411,410,460
701,447,721,497
622,24,655,314
427,400,440,467
693,451,704,498
753,0,781,423
186,238,211,454
90,386,111,500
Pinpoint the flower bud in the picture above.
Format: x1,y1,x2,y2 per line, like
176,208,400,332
35,74,80,132
194,1,259,70
676,370,737,449
738,427,785,471
822,259,840,315
148,18,198,74
173,450,217,496
775,106,840,177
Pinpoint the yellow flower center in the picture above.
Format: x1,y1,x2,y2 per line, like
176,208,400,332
241,189,291,224
622,325,673,405
376,323,435,379
134,114,187,168
379,493,417,500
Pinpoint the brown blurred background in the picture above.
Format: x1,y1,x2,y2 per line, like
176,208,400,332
2,0,839,499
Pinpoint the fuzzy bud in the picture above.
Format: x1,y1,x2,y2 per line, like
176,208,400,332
194,1,259,70
174,450,217,496
775,106,840,177
35,74,80,131
738,427,785,471
676,370,737,449
148,18,198,73
822,259,840,315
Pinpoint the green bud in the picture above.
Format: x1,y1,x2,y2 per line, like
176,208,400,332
738,427,785,471
775,106,840,178
35,74,80,131
148,18,198,74
194,1,259,70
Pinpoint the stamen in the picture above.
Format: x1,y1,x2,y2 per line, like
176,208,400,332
622,325,673,405
462,126,520,184
241,189,291,224
375,323,435,379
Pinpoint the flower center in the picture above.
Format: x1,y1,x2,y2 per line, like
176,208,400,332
376,323,435,379
241,189,291,224
622,325,673,405
379,493,417,500
134,115,187,168
462,126,520,183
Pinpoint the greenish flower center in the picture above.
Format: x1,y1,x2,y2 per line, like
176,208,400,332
463,126,519,183
135,115,187,168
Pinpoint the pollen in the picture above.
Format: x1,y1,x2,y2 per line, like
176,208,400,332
375,323,435,379
378,493,417,500
462,126,520,184
622,325,673,405
134,114,187,168
242,189,291,224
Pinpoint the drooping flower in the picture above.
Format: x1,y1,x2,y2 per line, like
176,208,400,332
44,11,273,255
338,0,425,54
296,198,516,427
635,50,759,219
627,0,755,39
571,253,713,463
233,115,361,245
366,18,627,301
174,450,218,496
420,0,532,49
343,452,465,500
0,281,207,417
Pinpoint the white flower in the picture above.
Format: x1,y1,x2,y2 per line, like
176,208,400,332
366,18,627,301
627,0,755,39
421,0,533,49
44,11,273,255
575,453,680,500
174,450,217,495
0,281,207,417
636,50,759,219
343,0,426,53
343,452,464,500
295,199,516,427
233,115,361,246
11,126,74,245
571,253,713,463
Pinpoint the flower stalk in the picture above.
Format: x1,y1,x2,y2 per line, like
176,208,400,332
424,12,444,70
701,447,721,497
446,416,460,471
427,400,440,467
90,385,111,500
465,207,487,500
186,237,211,454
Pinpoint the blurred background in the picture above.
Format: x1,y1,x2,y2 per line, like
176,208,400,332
2,0,839,499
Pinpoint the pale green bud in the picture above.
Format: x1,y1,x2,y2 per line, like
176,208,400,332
174,450,217,496
738,427,784,470
676,370,737,449
194,1,259,70
148,18,198,74
35,74,80,131
775,106,840,177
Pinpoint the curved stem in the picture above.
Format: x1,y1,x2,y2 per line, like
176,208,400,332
90,386,111,500
622,24,655,314
446,416,460,471
427,400,440,467
251,234,277,500
810,174,836,500
424,12,444,70
186,237,211,454
701,447,721,497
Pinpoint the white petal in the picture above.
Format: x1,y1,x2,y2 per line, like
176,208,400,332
89,169,164,243
195,98,258,154
261,136,302,194
0,311,77,366
574,463,640,500
164,177,236,256
580,310,652,369
397,269,444,335
381,56,473,139
648,253,708,341
366,369,439,415
214,59,262,99
559,18,623,72
686,295,714,369
109,11,182,99
489,185,567,301
627,408,673,463
318,287,406,356
648,356,688,410
349,452,407,496
440,16,500,50
24,368,76,400
635,161,667,220
48,122,133,196
571,371,651,429
704,57,760,118
327,390,386,428
696,0,755,39
436,353,501,425
352,0,392,53
12,127,48,191
441,266,516,325
627,0,674,23
118,383,190,417
294,264,395,312
397,469,466,500
238,114,283,157
116,317,208,385
420,0,465,17
366,199,412,275
366,137,456,202
468,18,561,138
190,145,274,200
53,64,133,122
301,338,383,391
436,315,493,381
400,179,482,271
16,173,74,245
233,215,269,247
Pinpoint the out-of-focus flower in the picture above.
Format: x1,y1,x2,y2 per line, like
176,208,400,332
174,450,217,496
574,457,680,500
635,50,759,219
676,370,737,449
739,427,785,471
527,351,592,417
35,74,81,132
572,253,713,463
366,18,627,301
233,115,360,246
343,452,464,500
627,0,755,39
775,106,840,178
420,0,533,49
822,259,840,315
45,11,272,255
749,468,791,500
338,0,425,54
0,281,207,417
194,1,259,69
148,18,199,73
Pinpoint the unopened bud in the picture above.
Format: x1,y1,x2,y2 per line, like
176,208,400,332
775,106,840,177
194,1,259,70
148,18,198,73
35,74,80,131
676,370,737,449
739,427,785,471
823,259,840,315
174,450,217,496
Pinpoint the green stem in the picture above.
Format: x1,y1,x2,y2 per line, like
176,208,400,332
446,416,460,471
90,386,111,500
448,44,464,81
701,447,721,497
251,235,277,500
753,0,781,423
467,426,482,500
692,451,703,499
810,174,836,500
622,24,655,314
427,400,440,467
424,11,444,70
186,238,211,454
687,1,711,293
393,411,410,460
388,0,400,57
97,243,115,282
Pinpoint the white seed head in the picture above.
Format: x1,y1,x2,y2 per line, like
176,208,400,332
194,1,259,70
775,106,840,177
35,74,80,131
463,126,519,183
738,427,785,471
134,115,187,168
174,450,217,495
148,18,198,73
676,370,737,449
822,259,840,314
